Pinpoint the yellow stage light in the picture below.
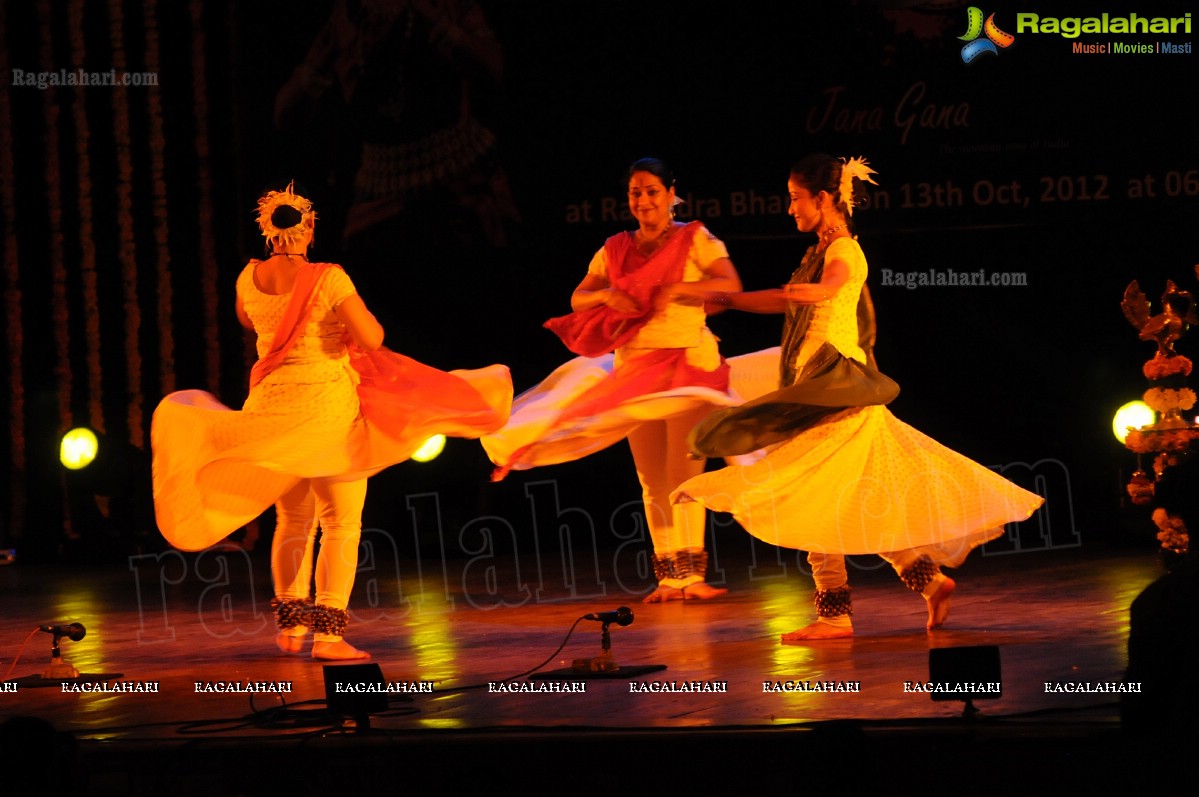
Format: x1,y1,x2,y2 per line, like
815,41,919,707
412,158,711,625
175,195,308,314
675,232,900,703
1112,401,1155,444
411,434,446,463
60,427,99,470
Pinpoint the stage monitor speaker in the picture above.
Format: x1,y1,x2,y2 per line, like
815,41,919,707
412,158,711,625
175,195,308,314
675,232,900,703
323,662,389,724
928,645,1002,702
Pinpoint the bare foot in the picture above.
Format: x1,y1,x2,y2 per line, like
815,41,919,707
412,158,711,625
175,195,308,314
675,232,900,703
643,582,728,603
926,576,955,630
681,582,728,601
642,585,684,603
781,620,853,643
276,627,308,655
312,639,370,661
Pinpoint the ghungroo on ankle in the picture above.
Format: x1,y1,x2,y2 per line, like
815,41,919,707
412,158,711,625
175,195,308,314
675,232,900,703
899,554,939,592
814,585,852,617
652,548,709,581
309,604,350,637
271,597,312,631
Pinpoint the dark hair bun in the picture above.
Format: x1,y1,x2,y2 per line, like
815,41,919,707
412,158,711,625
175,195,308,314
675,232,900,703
271,205,303,230
627,157,674,188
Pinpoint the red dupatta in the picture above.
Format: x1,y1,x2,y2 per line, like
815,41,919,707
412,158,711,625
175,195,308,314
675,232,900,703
249,261,335,388
543,221,701,357
246,260,510,448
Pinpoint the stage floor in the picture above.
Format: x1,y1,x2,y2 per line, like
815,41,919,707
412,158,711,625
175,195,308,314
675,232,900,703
0,539,1170,794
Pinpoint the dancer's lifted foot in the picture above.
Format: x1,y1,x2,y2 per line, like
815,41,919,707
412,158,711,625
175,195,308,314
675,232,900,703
275,626,308,655
926,576,955,630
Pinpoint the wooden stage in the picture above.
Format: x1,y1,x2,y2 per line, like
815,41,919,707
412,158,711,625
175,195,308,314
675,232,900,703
0,538,1179,795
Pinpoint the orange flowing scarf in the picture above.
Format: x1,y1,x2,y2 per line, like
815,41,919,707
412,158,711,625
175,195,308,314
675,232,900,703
247,261,509,449
248,261,332,388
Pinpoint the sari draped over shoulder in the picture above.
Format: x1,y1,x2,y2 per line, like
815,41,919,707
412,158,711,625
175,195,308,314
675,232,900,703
689,244,899,459
674,239,1042,561
543,221,700,356
483,221,736,479
151,262,512,551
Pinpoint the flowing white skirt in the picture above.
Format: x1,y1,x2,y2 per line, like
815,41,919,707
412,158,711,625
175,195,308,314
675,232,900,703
673,404,1043,563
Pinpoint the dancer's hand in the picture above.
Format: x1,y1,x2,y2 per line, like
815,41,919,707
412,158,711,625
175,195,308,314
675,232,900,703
602,287,641,314
653,282,705,312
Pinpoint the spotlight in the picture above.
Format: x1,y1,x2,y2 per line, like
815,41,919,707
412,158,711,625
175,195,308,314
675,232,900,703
410,434,446,463
59,429,154,553
1113,400,1154,443
60,428,99,470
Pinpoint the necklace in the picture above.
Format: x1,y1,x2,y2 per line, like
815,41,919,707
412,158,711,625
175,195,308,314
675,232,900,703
635,224,674,255
271,251,308,260
818,223,847,248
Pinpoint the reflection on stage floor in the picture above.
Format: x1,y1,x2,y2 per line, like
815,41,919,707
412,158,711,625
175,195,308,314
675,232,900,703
0,539,1171,794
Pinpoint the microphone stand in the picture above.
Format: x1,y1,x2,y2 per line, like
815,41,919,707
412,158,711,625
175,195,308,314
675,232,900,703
41,632,81,680
7,624,122,688
529,608,666,680
572,621,620,673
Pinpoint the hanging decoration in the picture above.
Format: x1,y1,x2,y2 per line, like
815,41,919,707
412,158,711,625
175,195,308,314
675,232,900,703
1120,271,1199,561
144,0,175,396
0,0,27,539
108,0,145,447
69,0,106,434
39,0,77,540
190,1,221,393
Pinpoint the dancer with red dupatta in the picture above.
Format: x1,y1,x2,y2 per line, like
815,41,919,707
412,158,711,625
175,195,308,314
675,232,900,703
151,181,512,660
483,158,743,602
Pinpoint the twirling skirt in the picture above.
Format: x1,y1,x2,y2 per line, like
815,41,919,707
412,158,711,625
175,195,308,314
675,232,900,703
481,345,779,479
673,403,1043,563
152,349,512,551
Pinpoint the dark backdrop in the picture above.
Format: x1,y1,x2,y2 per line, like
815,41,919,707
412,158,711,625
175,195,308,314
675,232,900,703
2,0,1197,561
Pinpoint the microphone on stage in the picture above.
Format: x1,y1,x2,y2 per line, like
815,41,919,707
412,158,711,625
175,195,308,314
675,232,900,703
583,607,633,627
39,623,86,642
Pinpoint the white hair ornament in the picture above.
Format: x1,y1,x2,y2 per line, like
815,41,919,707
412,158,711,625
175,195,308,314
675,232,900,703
255,180,317,249
839,157,878,217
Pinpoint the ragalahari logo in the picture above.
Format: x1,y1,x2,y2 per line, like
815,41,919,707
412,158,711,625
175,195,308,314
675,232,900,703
958,7,1015,63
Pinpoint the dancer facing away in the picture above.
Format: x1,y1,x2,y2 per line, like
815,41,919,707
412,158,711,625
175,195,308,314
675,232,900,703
151,181,511,660
674,154,1043,640
483,158,743,603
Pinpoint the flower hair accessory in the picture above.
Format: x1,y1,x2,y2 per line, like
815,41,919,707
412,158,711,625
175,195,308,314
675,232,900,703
839,156,878,217
255,180,316,250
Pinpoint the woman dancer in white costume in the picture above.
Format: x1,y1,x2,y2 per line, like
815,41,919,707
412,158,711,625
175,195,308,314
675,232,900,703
674,154,1043,640
152,182,511,659
483,158,743,603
